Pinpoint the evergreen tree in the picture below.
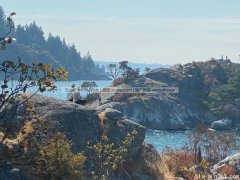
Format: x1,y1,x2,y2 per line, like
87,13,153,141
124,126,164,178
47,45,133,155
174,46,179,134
15,25,27,44
0,6,105,80
26,21,46,48
0,6,8,36
82,51,95,72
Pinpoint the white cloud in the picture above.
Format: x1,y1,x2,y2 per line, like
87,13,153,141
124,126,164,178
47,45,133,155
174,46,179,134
13,15,240,64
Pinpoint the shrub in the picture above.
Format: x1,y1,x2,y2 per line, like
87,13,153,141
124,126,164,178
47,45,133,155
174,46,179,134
0,59,67,118
161,146,195,179
35,132,86,179
87,130,137,179
188,124,236,164
81,81,97,95
218,165,236,176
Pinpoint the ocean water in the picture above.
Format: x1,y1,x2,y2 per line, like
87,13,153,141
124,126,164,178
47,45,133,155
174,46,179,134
26,80,240,152
27,80,113,100
145,130,190,152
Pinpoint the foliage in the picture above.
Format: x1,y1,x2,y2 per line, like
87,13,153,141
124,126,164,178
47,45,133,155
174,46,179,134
119,61,140,82
217,165,236,177
108,61,139,84
108,64,120,80
160,125,237,179
161,146,195,179
0,9,67,118
35,132,86,179
144,67,151,74
205,64,240,117
207,92,222,115
188,124,236,164
0,58,67,117
81,81,98,95
87,130,137,179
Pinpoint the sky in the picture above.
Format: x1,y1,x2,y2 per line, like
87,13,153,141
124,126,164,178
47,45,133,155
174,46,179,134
1,0,240,64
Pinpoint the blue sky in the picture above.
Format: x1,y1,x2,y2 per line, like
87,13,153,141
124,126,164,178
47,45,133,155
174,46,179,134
1,0,240,64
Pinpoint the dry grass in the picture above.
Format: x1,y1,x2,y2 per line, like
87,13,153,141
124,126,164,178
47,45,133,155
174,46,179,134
22,121,34,134
112,77,125,86
160,148,196,179
98,111,106,124
98,111,107,136
157,156,174,179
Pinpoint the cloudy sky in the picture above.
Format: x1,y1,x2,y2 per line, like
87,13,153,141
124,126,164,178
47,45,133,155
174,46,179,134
1,0,240,64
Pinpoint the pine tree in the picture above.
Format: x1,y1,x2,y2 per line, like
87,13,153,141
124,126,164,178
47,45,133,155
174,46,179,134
0,6,7,36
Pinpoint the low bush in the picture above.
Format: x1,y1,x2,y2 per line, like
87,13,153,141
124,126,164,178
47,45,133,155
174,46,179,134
218,165,236,177
188,124,236,164
87,130,137,179
161,147,195,179
35,132,86,179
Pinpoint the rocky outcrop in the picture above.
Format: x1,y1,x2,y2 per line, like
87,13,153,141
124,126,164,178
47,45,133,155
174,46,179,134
96,60,240,130
211,118,232,130
0,94,161,179
97,77,207,130
119,143,164,179
99,96,202,130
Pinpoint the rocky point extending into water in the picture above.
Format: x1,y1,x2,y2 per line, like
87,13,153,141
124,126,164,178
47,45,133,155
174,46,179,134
95,59,240,130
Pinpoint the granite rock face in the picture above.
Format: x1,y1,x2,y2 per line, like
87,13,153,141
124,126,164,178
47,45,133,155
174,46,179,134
97,60,240,130
0,94,160,179
98,77,206,130
100,107,147,158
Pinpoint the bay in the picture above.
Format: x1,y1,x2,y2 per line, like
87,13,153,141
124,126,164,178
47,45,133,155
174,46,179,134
25,80,240,152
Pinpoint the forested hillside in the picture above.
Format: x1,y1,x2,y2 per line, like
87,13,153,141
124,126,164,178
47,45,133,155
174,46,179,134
0,6,106,80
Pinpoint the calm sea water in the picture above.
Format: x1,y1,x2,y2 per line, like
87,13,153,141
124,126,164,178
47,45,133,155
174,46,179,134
26,80,113,100
145,130,190,152
26,80,240,152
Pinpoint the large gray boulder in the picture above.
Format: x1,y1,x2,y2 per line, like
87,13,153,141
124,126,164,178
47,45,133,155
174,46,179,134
0,94,160,179
104,108,123,121
100,108,147,157
25,94,100,152
211,118,232,130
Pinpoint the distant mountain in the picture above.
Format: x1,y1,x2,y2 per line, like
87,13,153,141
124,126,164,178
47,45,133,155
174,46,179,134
0,6,107,80
95,60,170,74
